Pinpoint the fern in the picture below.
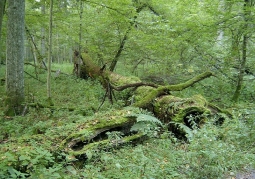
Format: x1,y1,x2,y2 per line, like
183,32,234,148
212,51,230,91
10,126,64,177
131,114,162,135
136,114,163,126
170,122,194,141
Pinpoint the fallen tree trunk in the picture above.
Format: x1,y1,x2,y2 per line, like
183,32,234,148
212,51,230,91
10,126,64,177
59,108,144,157
79,51,230,121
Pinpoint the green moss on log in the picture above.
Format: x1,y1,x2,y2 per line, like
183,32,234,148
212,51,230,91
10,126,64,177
59,115,137,151
133,72,213,108
172,106,210,123
153,95,210,124
109,73,141,86
68,133,144,156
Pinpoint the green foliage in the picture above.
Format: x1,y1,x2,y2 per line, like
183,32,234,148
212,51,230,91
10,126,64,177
0,144,56,177
183,117,255,178
79,142,183,179
75,114,255,179
130,114,162,136
1,0,255,178
1,61,255,178
0,63,110,178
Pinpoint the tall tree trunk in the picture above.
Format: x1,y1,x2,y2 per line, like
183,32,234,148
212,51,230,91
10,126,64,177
0,0,6,64
41,0,46,68
78,0,83,77
57,32,60,63
232,0,251,102
5,0,25,115
47,0,53,105
109,3,148,72
216,0,225,47
108,2,160,72
0,0,5,36
30,36,39,76
109,27,131,72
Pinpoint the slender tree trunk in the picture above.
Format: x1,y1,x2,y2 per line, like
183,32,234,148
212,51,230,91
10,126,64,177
232,0,251,102
108,2,160,72
69,48,72,63
232,34,248,102
109,27,131,72
57,32,60,63
30,36,39,76
0,0,5,36
78,0,83,77
216,1,224,46
25,26,39,76
109,4,147,72
5,0,25,115
41,0,46,68
47,0,53,104
0,0,6,64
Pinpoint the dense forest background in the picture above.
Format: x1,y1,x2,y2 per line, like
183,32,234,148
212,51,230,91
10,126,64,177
1,0,255,103
0,0,255,178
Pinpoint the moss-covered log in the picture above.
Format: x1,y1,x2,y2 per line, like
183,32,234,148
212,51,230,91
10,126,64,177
79,52,229,125
59,108,140,157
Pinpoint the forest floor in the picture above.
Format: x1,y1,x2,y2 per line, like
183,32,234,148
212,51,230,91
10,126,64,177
0,63,255,178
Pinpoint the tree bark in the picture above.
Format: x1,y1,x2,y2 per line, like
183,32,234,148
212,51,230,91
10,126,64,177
232,0,251,102
41,0,46,68
0,0,6,64
109,2,159,71
47,0,53,105
5,0,25,116
78,0,83,77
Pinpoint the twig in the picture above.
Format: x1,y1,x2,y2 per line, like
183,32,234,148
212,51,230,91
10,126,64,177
24,71,45,83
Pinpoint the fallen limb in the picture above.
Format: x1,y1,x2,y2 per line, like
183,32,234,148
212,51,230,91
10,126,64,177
25,62,69,76
24,71,45,83
111,82,159,91
25,103,93,116
133,72,213,108
27,103,75,111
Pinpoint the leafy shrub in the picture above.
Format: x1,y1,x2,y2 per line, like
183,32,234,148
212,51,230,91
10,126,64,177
182,117,255,178
0,144,55,178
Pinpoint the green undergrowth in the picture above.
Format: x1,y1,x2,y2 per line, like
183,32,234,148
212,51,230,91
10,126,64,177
1,112,255,178
79,114,255,179
0,63,255,178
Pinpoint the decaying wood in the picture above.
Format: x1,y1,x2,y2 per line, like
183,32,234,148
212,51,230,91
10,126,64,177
132,71,213,109
27,103,76,111
77,52,230,125
59,108,143,157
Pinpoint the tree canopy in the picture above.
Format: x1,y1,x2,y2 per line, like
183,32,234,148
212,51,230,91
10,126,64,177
0,0,246,102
